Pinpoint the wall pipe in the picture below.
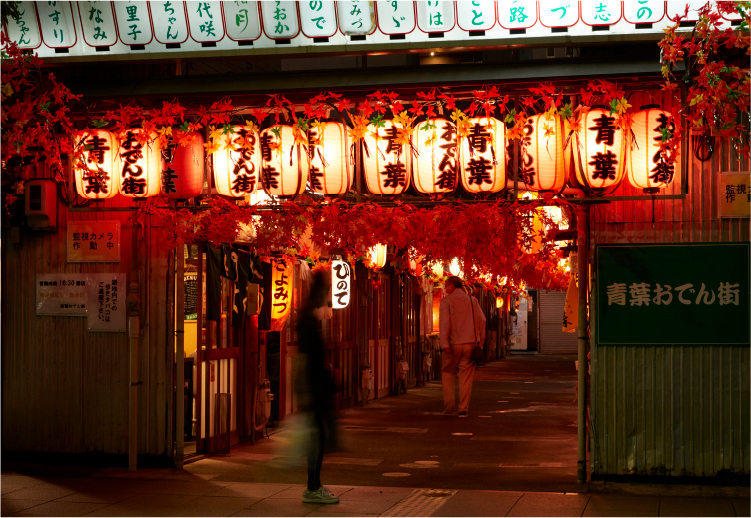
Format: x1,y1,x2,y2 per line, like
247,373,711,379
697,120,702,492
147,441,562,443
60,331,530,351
128,215,141,471
576,204,590,485
175,245,185,468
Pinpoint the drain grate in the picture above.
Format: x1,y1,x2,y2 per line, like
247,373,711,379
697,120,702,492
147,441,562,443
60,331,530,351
380,488,457,517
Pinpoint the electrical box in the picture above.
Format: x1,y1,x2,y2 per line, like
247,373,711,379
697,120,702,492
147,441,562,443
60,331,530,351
24,179,57,230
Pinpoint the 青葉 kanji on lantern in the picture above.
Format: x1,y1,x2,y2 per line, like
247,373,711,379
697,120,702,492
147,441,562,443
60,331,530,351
460,117,506,194
213,125,261,197
627,105,676,192
118,129,161,198
573,106,627,192
363,120,411,195
260,125,308,197
161,132,204,199
413,118,458,195
521,113,567,193
73,129,119,199
307,121,351,195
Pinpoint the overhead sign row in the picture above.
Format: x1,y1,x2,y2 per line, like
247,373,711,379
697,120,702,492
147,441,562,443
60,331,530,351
7,1,742,53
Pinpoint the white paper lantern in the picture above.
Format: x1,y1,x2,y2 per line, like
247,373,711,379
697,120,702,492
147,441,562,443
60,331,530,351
522,114,567,192
460,117,506,193
118,129,160,198
573,107,627,191
308,121,351,195
260,125,308,197
363,120,411,195
627,106,676,191
213,125,261,197
413,118,458,195
74,130,119,199
368,244,388,269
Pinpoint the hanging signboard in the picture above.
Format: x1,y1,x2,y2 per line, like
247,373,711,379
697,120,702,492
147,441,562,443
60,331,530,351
223,1,262,41
5,1,42,49
186,0,225,43
270,257,293,330
113,1,153,46
35,1,77,48
87,273,126,332
719,173,751,219
595,243,750,346
261,1,300,39
76,1,118,48
36,273,89,316
579,0,621,26
185,273,198,320
300,0,338,38
416,1,455,33
539,1,579,28
67,221,121,263
151,0,189,44
331,259,351,309
498,0,537,30
456,0,495,31
375,0,416,35
337,0,375,35
623,0,665,24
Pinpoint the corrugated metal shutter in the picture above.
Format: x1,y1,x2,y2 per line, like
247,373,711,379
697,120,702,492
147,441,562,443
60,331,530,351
538,290,578,354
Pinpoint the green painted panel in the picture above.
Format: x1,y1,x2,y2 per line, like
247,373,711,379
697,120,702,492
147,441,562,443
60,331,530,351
595,243,750,346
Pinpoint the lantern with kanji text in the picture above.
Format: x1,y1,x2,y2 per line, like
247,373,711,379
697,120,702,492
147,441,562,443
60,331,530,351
413,118,458,195
270,257,294,331
573,106,627,192
74,129,119,199
308,121,351,195
521,114,567,193
260,126,308,197
161,132,204,199
363,120,411,195
460,117,506,194
213,125,261,197
331,259,351,309
118,129,161,198
627,105,676,192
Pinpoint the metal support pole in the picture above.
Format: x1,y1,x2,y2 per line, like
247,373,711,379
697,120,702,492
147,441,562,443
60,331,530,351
576,205,589,485
128,218,141,471
175,246,185,469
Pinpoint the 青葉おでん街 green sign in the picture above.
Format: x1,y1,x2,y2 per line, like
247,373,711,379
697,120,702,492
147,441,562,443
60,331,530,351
595,243,750,346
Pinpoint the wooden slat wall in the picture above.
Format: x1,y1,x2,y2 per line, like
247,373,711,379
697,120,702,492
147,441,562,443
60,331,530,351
590,92,750,477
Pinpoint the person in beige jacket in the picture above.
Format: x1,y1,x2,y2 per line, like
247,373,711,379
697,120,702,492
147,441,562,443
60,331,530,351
439,276,486,418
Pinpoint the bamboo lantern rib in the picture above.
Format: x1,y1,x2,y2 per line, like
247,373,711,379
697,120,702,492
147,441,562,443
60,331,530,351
74,129,119,199
213,126,261,197
460,117,506,194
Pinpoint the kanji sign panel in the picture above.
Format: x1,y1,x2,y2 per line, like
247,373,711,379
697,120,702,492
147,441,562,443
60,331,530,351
376,0,416,35
36,1,77,48
261,1,300,39
719,173,751,218
580,1,621,26
87,273,126,332
498,0,537,30
67,221,121,263
36,274,89,316
222,1,262,40
331,259,351,309
337,0,375,35
539,1,579,28
623,0,665,24
6,2,42,49
416,1,456,33
152,0,189,44
113,1,153,45
77,1,117,47
270,257,293,330
300,0,338,37
186,1,225,42
456,0,495,31
596,243,750,346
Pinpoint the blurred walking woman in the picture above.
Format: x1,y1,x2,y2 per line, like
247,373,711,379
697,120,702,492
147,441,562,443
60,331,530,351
296,270,340,505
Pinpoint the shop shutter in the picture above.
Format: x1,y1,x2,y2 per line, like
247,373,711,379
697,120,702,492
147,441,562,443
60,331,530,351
538,290,578,354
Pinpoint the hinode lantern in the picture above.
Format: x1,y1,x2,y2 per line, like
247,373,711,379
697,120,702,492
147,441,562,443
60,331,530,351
413,118,458,195
363,120,411,195
74,129,119,199
522,114,566,193
573,106,627,192
331,259,352,309
460,117,506,194
118,129,161,198
627,105,676,192
260,125,309,197
161,132,204,199
308,121,351,195
213,125,261,197
368,244,388,269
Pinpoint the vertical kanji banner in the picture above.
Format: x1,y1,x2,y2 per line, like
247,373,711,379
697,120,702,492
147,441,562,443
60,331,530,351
595,243,750,346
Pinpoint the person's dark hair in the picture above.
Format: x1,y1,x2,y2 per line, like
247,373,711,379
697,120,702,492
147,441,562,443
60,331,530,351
305,270,330,312
446,276,464,289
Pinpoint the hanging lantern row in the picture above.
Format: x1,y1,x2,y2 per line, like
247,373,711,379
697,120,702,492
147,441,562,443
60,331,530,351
73,106,675,200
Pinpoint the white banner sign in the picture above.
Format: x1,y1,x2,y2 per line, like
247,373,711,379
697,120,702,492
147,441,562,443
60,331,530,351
331,259,351,309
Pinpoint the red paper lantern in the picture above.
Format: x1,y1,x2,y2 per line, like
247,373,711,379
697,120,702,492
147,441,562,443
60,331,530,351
413,118,458,195
260,125,308,197
212,125,261,197
118,129,161,198
460,117,506,194
308,121,351,195
73,129,119,199
573,107,627,191
522,114,566,193
363,120,411,195
161,132,204,199
627,106,676,192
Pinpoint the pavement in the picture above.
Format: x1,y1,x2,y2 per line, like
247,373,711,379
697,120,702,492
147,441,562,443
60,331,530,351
2,354,749,517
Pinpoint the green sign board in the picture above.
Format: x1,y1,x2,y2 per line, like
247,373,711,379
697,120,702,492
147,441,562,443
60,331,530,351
595,243,750,346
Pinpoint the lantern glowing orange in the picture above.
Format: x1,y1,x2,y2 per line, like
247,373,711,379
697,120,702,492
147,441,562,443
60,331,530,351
460,117,506,193
518,208,544,255
368,244,388,269
270,257,293,331
118,129,161,198
413,118,458,195
363,120,411,195
627,106,676,191
522,114,566,193
161,132,204,199
573,107,627,191
74,129,119,199
213,125,261,197
308,121,350,195
260,126,308,197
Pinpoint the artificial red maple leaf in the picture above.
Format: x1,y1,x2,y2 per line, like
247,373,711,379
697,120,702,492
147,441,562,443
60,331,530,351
358,100,374,117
